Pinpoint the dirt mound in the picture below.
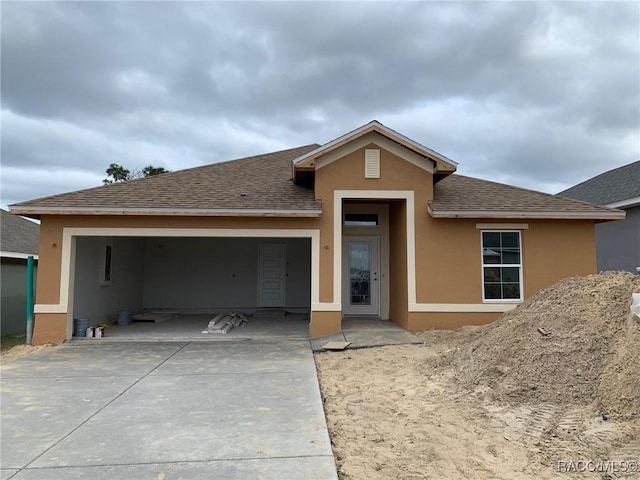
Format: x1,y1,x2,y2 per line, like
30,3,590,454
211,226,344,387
436,272,640,417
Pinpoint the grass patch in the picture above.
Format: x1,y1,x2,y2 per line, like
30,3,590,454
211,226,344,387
1,334,26,352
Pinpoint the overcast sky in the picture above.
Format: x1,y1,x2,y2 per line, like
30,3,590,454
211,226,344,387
2,1,639,209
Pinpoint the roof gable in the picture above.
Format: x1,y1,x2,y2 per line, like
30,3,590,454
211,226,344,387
292,120,457,183
558,160,640,208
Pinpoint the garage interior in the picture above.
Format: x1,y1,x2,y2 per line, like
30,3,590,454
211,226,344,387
71,236,312,340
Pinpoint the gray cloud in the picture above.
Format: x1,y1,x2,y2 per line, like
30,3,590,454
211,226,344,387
1,1,638,208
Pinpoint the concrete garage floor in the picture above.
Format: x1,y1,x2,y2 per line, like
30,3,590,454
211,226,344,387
0,341,337,480
95,314,423,351
100,314,311,342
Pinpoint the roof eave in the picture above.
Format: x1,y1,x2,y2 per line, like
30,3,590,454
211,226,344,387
428,207,626,221
9,206,323,218
606,195,640,209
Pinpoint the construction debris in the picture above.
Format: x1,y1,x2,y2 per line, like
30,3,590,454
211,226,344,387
322,341,351,351
202,312,247,335
536,327,551,336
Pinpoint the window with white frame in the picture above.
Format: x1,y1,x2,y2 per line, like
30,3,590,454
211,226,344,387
481,231,522,301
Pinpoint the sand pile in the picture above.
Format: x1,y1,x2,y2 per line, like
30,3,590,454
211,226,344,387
437,272,640,417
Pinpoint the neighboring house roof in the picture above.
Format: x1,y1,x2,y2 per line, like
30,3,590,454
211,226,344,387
10,145,322,217
1,209,39,259
558,160,640,208
429,174,623,220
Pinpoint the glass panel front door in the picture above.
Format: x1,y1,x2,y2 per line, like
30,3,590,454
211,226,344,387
343,236,380,316
349,242,371,305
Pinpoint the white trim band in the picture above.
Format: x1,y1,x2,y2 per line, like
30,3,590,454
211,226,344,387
430,209,624,220
409,303,518,313
34,304,67,314
1,251,39,260
312,303,342,311
9,206,322,217
476,223,529,230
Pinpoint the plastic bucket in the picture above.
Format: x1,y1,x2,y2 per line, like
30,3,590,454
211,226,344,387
73,318,90,337
117,310,132,326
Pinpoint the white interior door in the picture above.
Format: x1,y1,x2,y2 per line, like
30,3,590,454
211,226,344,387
258,244,286,307
342,236,380,316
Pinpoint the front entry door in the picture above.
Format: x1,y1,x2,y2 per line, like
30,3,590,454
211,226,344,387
258,244,286,307
342,236,380,316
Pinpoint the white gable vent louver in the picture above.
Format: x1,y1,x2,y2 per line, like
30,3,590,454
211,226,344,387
365,149,380,178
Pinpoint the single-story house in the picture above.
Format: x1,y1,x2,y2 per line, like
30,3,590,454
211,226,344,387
10,121,624,345
558,160,639,273
1,208,39,336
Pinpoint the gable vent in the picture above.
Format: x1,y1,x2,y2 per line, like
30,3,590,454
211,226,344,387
365,149,380,178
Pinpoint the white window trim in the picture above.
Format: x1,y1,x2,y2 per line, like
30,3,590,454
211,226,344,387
480,230,524,303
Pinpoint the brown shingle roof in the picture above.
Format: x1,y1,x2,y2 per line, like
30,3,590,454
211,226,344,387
10,145,624,222
1,209,40,255
429,174,624,220
11,145,322,217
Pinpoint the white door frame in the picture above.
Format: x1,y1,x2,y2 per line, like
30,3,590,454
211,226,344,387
342,235,380,316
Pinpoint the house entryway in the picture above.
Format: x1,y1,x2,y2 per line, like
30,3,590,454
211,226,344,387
342,236,380,316
341,202,390,320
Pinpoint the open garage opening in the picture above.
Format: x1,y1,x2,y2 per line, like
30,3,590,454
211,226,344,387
70,236,312,340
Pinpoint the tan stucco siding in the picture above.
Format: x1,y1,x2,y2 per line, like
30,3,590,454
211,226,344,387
408,312,500,331
31,313,67,345
521,220,596,296
389,201,408,329
412,218,596,304
36,216,65,306
315,143,434,194
416,218,482,303
309,311,341,337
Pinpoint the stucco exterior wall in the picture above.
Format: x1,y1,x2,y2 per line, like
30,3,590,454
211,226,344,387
142,237,311,311
595,206,640,273
73,236,144,327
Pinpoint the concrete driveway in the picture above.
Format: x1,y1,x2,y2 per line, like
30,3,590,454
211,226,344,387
0,341,337,479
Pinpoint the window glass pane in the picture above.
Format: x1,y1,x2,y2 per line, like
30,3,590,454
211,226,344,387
502,283,520,299
501,267,519,283
501,232,519,248
484,283,501,299
349,242,371,305
501,249,520,264
482,248,501,264
345,213,378,227
483,267,501,283
482,232,500,248
482,231,522,301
